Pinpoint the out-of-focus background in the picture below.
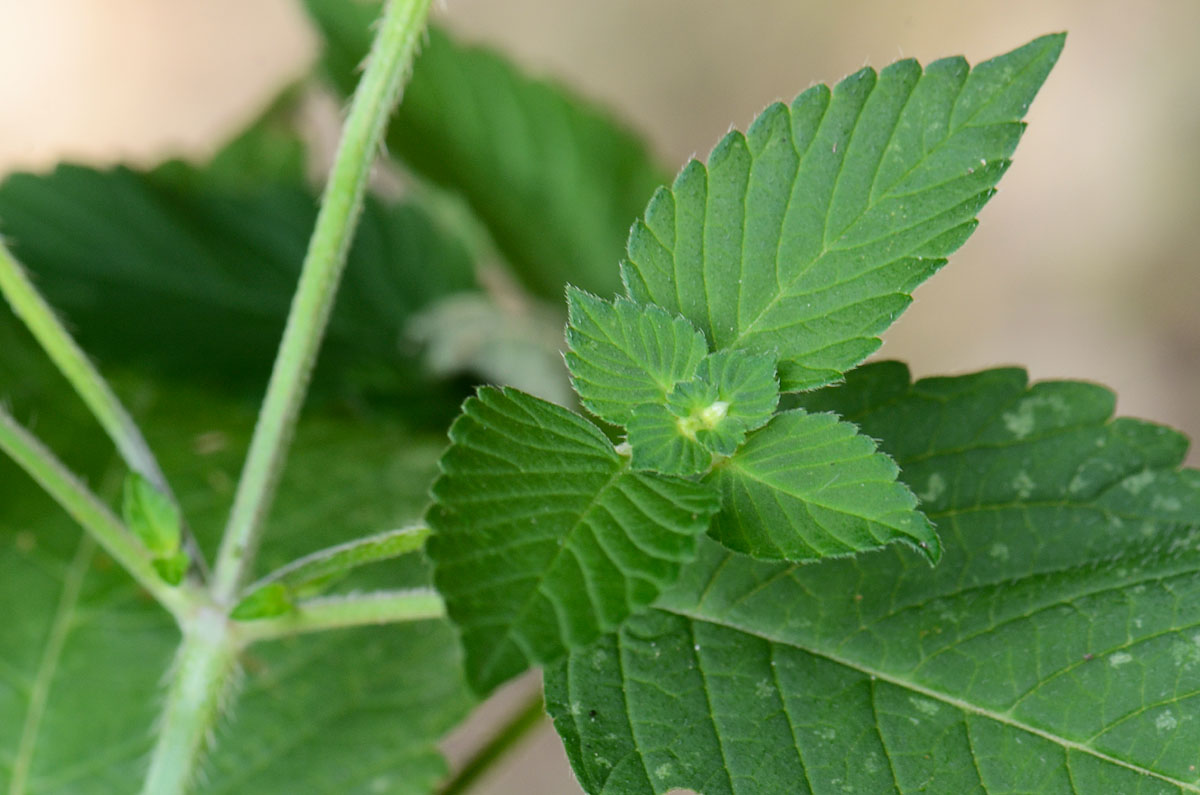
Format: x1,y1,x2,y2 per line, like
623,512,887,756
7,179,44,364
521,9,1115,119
0,1,1196,792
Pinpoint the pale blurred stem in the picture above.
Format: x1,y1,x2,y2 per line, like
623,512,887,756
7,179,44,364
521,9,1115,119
236,589,446,643
140,607,238,795
210,0,434,605
140,5,436,792
0,240,206,573
439,691,547,795
0,407,190,618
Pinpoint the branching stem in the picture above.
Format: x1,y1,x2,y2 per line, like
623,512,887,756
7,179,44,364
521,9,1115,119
0,407,190,618
211,0,434,604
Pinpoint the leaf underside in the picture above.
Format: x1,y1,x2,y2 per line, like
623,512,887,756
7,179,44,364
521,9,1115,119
426,387,719,695
621,33,1064,391
547,361,1200,795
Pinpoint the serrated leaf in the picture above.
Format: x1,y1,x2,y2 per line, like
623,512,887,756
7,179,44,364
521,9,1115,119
0,163,476,403
621,34,1064,391
546,361,1200,794
0,357,475,792
565,288,709,425
707,408,939,563
671,349,779,455
626,403,713,477
303,0,666,298
626,350,780,476
426,387,720,694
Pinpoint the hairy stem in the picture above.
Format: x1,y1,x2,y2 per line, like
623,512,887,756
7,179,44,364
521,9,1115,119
238,524,430,599
439,692,548,795
141,607,239,795
236,589,445,643
0,407,189,618
211,0,434,604
0,241,204,574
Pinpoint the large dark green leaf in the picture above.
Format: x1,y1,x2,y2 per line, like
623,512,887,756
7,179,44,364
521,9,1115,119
303,0,666,299
547,362,1200,794
0,163,475,403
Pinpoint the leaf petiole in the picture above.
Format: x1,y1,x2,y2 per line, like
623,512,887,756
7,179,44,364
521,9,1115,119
235,589,446,643
0,407,190,618
232,524,431,617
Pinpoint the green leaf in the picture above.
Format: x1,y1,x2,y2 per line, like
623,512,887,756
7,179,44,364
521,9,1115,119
0,164,476,402
626,404,714,477
546,362,1200,794
670,350,779,455
621,34,1064,391
707,408,939,563
565,287,710,426
121,473,182,558
426,387,720,694
150,550,189,586
302,0,666,298
626,350,780,476
231,582,292,620
0,366,475,793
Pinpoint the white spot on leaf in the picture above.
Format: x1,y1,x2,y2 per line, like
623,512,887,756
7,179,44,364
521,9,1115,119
919,473,946,503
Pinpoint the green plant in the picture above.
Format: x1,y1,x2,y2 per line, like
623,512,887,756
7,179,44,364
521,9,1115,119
0,2,1196,794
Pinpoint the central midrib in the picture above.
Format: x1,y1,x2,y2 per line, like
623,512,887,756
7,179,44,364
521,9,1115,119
665,605,1200,793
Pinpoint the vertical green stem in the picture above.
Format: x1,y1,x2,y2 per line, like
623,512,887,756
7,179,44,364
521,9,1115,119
140,607,239,795
210,0,434,604
0,240,173,498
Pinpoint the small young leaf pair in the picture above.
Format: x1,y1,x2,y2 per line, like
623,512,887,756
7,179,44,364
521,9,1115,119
565,287,778,476
122,474,188,585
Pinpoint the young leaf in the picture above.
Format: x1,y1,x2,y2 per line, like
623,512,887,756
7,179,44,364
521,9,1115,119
303,0,666,299
626,350,780,476
621,34,1064,391
121,472,182,558
626,404,714,477
426,387,719,694
565,287,709,425
546,362,1200,794
671,350,779,455
706,408,939,563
